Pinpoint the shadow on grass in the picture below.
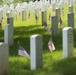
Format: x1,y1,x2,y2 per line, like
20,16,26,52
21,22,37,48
10,25,51,56
0,25,76,75
1,25,76,55
52,57,76,75
74,29,76,48
9,25,64,56
52,29,62,50
0,25,66,56
0,29,4,42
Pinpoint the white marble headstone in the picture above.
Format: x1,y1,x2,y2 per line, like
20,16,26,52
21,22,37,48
0,43,9,75
62,27,73,58
30,34,43,70
4,24,13,46
69,5,73,13
51,1,56,11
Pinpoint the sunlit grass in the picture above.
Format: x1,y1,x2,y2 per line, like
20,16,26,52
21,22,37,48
0,4,76,75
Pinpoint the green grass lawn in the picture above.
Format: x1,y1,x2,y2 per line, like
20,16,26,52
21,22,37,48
0,4,76,75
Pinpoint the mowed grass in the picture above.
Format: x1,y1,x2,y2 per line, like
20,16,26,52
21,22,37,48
0,4,76,75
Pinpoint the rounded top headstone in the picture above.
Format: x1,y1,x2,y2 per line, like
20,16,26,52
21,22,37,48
30,34,42,38
63,27,73,31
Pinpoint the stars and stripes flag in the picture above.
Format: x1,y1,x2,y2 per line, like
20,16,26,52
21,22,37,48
35,16,38,23
1,17,4,23
18,45,30,59
0,22,2,28
28,12,31,19
52,10,55,16
48,38,55,52
60,18,64,28
44,25,50,32
48,13,51,21
62,10,64,16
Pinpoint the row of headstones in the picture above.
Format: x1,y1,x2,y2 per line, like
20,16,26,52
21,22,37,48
0,34,42,75
42,11,74,36
0,17,14,75
21,3,74,20
51,0,74,5
0,5,74,75
21,0,74,18
0,0,72,19
0,27,73,75
4,8,74,46
22,5,74,29
4,6,74,47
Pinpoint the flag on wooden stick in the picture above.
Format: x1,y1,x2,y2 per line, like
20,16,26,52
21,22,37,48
15,10,18,20
28,12,31,19
0,22,2,28
48,13,51,21
18,45,30,59
48,38,55,52
1,17,4,23
0,19,3,28
62,10,64,16
60,18,64,28
62,11,64,16
35,16,38,23
52,10,55,16
44,25,50,32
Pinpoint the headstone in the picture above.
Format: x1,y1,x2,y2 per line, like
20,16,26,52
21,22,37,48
34,9,39,20
69,5,73,13
74,0,76,3
57,0,60,3
6,13,14,45
70,0,73,5
7,11,14,26
55,0,57,3
68,0,70,5
62,27,73,58
56,8,61,22
22,10,26,21
51,0,54,4
30,34,43,70
4,24,13,46
0,43,9,75
68,12,74,29
7,17,13,26
7,12,11,24
58,2,64,10
49,0,51,4
68,0,73,5
42,10,47,26
51,16,58,36
10,9,14,18
51,1,56,11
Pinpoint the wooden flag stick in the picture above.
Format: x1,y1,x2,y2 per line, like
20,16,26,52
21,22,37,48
48,24,55,52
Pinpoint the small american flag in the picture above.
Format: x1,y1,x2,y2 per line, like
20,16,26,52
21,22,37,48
60,18,64,28
1,17,4,23
0,23,2,28
48,13,51,21
62,11,64,16
28,13,31,19
52,10,55,15
48,38,55,52
18,45,30,59
35,16,38,23
44,25,50,32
